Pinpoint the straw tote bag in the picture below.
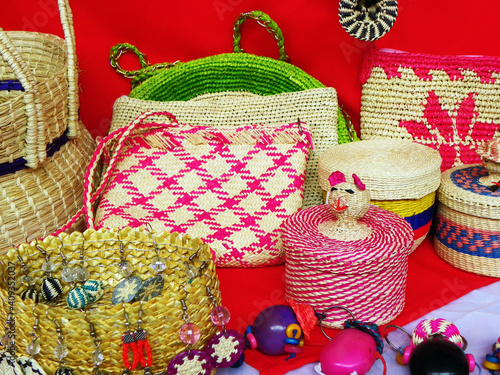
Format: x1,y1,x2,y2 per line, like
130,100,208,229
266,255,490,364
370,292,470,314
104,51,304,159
74,112,312,267
0,0,95,249
360,46,500,171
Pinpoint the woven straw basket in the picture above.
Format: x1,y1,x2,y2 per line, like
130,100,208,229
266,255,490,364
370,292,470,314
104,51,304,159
0,0,95,249
435,163,500,277
318,139,442,251
110,89,338,209
282,205,413,329
0,0,79,169
0,227,221,374
110,10,358,146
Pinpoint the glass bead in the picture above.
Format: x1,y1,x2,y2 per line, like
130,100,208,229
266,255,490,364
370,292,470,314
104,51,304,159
54,343,68,360
91,349,104,366
26,340,41,356
185,264,198,280
41,260,55,273
179,323,201,345
61,267,77,283
117,261,133,278
211,305,231,326
20,275,34,286
74,267,90,282
150,257,167,273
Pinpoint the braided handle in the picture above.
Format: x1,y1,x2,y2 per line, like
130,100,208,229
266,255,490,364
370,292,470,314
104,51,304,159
54,112,179,234
109,43,180,87
233,10,290,62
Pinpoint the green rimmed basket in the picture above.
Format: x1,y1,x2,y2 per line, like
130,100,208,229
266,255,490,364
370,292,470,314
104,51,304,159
109,10,357,144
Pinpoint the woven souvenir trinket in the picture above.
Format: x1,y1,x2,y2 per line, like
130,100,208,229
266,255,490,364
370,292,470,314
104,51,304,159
360,48,500,172
434,138,500,277
318,139,441,251
282,171,414,328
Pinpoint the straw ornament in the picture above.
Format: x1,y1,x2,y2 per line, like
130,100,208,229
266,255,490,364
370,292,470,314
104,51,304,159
339,0,398,41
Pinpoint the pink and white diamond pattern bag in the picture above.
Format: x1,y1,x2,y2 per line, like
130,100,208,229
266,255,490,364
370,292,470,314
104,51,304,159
82,112,313,267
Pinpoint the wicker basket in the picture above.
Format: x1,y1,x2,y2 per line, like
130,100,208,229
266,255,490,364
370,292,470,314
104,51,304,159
0,0,96,250
110,10,358,146
435,159,500,277
0,227,221,374
0,0,79,169
318,139,442,251
282,204,413,329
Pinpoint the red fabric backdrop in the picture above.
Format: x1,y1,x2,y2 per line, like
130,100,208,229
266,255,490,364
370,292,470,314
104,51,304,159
2,1,500,374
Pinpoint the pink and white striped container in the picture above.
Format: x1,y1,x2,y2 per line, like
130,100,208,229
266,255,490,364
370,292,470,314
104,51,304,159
282,204,414,328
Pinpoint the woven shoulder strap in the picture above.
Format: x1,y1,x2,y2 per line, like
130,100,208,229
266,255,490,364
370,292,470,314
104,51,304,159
55,112,179,234
0,0,79,168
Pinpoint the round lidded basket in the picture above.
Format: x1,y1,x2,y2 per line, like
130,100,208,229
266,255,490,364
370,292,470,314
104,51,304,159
318,139,442,251
435,139,500,277
0,227,221,374
283,204,413,329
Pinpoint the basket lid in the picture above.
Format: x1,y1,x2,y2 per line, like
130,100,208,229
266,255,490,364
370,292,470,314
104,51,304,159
282,205,413,273
438,164,500,220
318,139,442,200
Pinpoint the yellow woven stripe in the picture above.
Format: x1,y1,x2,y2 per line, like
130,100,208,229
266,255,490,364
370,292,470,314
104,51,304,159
371,192,436,218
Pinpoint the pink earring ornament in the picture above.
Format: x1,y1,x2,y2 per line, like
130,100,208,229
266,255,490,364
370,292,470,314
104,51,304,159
314,306,387,375
384,318,480,375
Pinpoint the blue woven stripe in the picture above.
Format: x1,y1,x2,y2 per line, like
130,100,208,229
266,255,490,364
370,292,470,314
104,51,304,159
436,215,500,258
404,204,435,230
0,80,24,91
0,130,69,177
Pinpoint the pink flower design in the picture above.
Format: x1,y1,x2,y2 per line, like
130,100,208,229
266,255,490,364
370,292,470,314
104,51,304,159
400,91,499,171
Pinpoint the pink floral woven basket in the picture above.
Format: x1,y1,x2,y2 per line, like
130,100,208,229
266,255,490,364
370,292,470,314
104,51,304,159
78,112,313,268
361,47,500,171
282,204,413,328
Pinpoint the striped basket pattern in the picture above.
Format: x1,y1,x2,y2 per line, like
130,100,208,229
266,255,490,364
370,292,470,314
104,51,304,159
435,164,500,277
318,139,441,251
282,204,413,328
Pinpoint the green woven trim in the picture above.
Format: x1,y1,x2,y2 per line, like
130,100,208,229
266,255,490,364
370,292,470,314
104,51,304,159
129,53,358,143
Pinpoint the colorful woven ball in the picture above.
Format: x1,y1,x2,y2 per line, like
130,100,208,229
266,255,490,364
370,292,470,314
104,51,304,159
82,280,105,303
20,288,41,303
66,287,89,310
41,277,63,302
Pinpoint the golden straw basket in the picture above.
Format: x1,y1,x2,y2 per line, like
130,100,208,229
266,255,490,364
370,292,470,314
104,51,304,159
318,139,442,251
0,227,221,374
0,0,96,249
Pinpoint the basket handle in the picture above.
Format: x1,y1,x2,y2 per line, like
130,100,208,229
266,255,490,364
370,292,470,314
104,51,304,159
109,43,181,87
233,10,290,62
0,0,80,168
55,112,179,234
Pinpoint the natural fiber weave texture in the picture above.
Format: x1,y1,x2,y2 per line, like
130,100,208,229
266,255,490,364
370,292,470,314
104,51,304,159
318,139,441,250
92,114,312,267
435,164,500,277
0,120,94,251
360,48,500,172
282,205,413,328
0,0,79,168
110,89,337,208
0,227,221,374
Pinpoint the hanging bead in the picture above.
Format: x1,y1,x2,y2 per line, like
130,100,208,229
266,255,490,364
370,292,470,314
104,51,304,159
150,257,167,273
61,267,77,283
205,330,245,368
185,264,198,281
82,280,105,303
41,260,55,273
179,323,201,345
211,306,231,327
91,349,104,366
55,368,74,375
167,350,212,375
20,275,34,286
53,343,68,360
74,267,90,282
21,288,41,303
41,277,63,301
66,287,89,309
117,261,133,278
26,340,41,356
